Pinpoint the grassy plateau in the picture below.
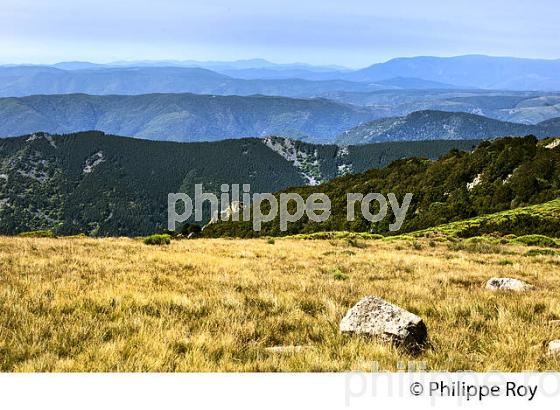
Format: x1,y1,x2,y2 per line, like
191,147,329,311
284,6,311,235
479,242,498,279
0,235,559,372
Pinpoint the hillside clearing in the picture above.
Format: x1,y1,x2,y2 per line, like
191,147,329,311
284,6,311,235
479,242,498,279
0,236,559,371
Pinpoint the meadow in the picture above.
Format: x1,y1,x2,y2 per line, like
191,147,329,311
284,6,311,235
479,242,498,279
0,235,559,371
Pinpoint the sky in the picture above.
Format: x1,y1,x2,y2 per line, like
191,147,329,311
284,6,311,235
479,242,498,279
1,0,559,68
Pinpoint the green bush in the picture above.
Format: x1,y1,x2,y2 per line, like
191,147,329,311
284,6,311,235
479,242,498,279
511,235,559,248
17,230,56,238
331,268,349,281
412,240,423,250
448,239,503,254
347,238,367,248
143,234,171,245
524,249,557,257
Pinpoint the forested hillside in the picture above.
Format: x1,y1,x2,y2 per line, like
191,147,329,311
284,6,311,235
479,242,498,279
0,93,376,142
2,94,559,144
337,110,560,144
0,131,479,236
204,135,560,237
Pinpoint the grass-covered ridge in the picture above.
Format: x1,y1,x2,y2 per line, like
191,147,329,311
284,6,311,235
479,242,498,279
409,199,560,239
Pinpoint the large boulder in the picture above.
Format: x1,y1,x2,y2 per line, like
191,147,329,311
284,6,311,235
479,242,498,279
340,296,428,351
547,340,560,357
485,278,533,292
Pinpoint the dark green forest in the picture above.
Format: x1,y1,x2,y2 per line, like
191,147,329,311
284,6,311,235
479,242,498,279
204,136,560,238
0,131,479,236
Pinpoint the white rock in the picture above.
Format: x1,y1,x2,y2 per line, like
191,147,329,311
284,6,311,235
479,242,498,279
466,173,483,190
340,296,427,351
547,340,560,357
545,139,560,150
485,277,533,292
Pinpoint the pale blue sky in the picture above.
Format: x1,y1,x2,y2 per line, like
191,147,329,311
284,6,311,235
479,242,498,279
1,0,558,67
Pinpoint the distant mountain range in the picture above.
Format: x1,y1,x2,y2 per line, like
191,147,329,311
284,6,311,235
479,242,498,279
345,55,560,91
0,131,480,235
322,90,560,124
0,65,464,100
0,93,558,144
0,65,390,98
3,55,560,93
1,57,560,132
0,93,376,142
337,110,560,145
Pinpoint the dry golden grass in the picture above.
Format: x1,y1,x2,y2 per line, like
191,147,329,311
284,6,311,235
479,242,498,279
0,236,559,372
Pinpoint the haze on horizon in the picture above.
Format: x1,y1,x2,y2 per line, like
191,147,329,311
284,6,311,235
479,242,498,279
1,0,559,68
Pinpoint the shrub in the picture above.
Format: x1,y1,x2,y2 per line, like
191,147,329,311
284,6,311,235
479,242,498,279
17,230,56,238
333,271,349,281
143,234,171,245
524,249,557,257
347,238,367,248
511,235,559,248
267,238,275,245
330,267,349,281
465,236,498,245
448,239,503,254
180,223,202,237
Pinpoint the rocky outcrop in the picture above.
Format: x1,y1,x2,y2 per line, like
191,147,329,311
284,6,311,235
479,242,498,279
203,201,246,230
340,296,428,352
485,278,533,292
547,340,560,357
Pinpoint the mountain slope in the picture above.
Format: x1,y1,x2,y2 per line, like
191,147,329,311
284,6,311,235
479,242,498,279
0,93,378,143
346,55,560,90
336,110,560,144
408,198,560,239
0,65,386,98
0,131,480,236
203,135,560,237
374,77,460,89
316,89,560,124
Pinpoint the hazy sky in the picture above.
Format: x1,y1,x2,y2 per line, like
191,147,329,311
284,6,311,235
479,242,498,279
1,0,558,68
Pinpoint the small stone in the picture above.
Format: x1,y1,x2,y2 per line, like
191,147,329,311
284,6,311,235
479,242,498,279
340,296,428,352
485,277,533,292
547,340,560,357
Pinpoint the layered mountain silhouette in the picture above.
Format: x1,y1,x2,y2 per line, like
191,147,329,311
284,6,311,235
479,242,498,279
337,110,560,144
3,55,560,94
345,55,560,90
0,93,375,142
